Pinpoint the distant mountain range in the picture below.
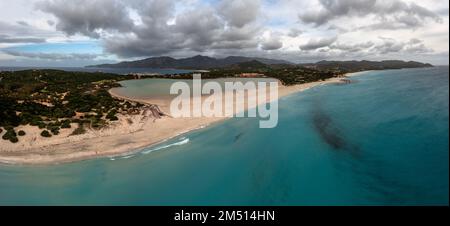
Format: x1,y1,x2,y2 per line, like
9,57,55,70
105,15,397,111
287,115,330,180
88,55,433,71
304,60,433,71
88,55,293,69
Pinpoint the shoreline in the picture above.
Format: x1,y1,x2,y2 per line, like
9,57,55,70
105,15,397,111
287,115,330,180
0,75,348,165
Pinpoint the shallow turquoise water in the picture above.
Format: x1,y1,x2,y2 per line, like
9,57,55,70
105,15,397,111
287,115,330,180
0,67,448,205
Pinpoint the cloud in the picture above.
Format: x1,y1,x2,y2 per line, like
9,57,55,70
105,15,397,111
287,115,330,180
3,50,100,60
299,0,442,29
261,37,283,50
172,8,224,51
0,0,443,65
300,0,377,26
287,28,303,37
300,36,337,51
372,37,432,54
330,41,374,52
0,21,49,37
16,21,30,27
218,0,261,28
44,0,265,58
0,35,46,43
36,0,135,38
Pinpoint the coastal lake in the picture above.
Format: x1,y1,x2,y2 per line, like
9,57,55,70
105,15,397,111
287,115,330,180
111,77,279,99
0,67,448,205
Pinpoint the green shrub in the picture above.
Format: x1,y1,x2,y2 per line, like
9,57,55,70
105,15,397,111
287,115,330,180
9,136,19,143
18,130,26,136
38,122,46,129
2,129,18,143
71,125,86,136
61,120,71,129
109,116,119,121
41,130,52,137
2,129,16,140
4,126,14,131
106,109,118,121
51,128,60,135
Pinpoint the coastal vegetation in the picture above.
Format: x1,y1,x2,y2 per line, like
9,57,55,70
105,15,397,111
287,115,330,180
0,70,142,143
131,59,432,86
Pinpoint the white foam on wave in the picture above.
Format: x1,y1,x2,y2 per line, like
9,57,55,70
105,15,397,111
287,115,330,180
141,138,190,155
121,155,135,159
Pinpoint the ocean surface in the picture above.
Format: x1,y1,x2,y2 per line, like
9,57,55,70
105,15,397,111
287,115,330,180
0,67,192,75
0,66,448,205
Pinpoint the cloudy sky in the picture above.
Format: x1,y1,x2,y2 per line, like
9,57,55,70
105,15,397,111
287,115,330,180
0,0,448,67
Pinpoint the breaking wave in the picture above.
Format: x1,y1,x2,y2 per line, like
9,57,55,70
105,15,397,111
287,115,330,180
141,138,190,155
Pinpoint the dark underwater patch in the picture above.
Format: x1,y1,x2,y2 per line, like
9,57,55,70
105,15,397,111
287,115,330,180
312,110,347,150
311,105,361,156
234,132,244,143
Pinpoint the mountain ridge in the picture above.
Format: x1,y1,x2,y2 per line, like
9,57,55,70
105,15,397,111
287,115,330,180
87,55,294,69
87,55,293,69
88,55,433,71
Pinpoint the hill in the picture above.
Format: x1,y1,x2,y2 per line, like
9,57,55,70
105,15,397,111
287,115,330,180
88,55,293,69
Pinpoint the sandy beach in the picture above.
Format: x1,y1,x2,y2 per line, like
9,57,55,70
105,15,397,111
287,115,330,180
0,76,345,165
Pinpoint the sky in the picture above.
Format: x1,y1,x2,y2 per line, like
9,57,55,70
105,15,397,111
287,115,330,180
0,0,448,67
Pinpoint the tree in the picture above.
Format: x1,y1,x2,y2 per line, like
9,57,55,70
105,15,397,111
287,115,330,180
18,130,26,136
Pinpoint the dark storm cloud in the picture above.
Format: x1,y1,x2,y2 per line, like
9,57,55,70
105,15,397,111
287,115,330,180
300,0,378,26
3,50,100,60
37,0,264,58
300,36,337,51
172,8,224,50
300,0,442,29
36,0,135,38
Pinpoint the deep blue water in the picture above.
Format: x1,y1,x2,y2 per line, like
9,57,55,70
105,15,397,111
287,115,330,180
0,67,192,75
0,67,448,205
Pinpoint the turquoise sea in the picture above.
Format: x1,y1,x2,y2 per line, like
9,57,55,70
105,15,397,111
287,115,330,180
0,67,448,205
